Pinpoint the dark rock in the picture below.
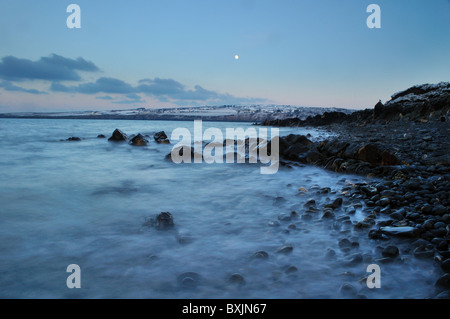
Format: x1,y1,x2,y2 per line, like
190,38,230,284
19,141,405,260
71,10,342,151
382,246,399,258
328,198,343,209
423,220,434,230
377,198,391,207
357,144,399,166
108,129,128,142
305,150,326,164
411,238,431,249
338,238,352,249
380,190,396,197
285,266,298,274
325,248,336,258
304,199,316,208
432,228,447,237
422,205,433,215
130,133,149,146
433,205,447,216
435,274,450,289
284,143,311,160
347,253,363,265
66,137,81,141
434,222,446,229
380,226,418,237
276,245,294,254
228,273,246,285
154,131,170,144
177,272,201,288
361,185,378,196
441,259,450,273
155,212,174,230
251,251,269,260
340,283,357,297
97,134,106,138
368,229,390,240
268,220,280,227
322,210,335,219
435,290,450,299
390,211,404,221
278,213,291,222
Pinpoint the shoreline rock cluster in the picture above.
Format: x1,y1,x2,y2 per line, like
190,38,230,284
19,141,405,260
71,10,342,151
262,82,449,127
262,82,450,297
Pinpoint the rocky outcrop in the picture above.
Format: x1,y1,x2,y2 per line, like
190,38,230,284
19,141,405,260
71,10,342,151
262,82,450,127
108,129,128,142
142,212,175,231
130,134,149,146
66,137,81,141
154,131,170,144
277,135,402,178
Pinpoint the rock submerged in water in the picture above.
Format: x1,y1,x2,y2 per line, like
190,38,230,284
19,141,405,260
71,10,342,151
276,245,293,254
435,274,450,290
382,246,400,258
130,134,149,146
228,273,246,286
380,226,419,237
154,131,170,144
251,251,269,260
156,212,174,230
66,137,81,141
108,129,128,142
177,272,201,289
143,212,175,230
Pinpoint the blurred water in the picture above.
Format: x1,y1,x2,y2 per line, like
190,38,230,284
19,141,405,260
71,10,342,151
0,118,440,298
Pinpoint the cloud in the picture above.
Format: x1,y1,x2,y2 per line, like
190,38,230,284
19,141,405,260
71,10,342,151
52,76,267,104
137,78,185,95
0,54,99,81
51,77,135,94
0,53,268,106
0,80,47,95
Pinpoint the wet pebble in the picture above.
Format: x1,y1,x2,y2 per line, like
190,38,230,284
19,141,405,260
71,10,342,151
177,272,201,289
276,245,294,254
435,274,450,289
228,274,246,286
251,251,269,260
382,246,399,258
441,259,450,273
340,283,358,297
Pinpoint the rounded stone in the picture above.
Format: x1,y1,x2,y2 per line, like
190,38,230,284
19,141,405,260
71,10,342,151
382,246,399,258
228,273,246,285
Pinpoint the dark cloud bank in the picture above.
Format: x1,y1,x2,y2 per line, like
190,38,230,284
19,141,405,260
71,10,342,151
0,54,267,105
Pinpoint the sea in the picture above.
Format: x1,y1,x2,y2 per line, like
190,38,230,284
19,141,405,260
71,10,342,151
0,118,440,298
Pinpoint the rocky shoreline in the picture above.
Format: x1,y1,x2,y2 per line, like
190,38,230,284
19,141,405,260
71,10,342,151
262,82,450,298
54,82,449,297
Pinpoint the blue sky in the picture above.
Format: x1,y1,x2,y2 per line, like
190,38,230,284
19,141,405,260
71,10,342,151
0,0,449,112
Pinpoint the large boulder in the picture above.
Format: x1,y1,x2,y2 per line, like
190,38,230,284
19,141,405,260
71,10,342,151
130,134,149,146
357,144,400,166
154,131,170,144
108,129,128,142
279,135,312,159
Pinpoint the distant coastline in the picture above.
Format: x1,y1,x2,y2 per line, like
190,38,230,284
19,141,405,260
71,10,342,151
0,105,354,123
